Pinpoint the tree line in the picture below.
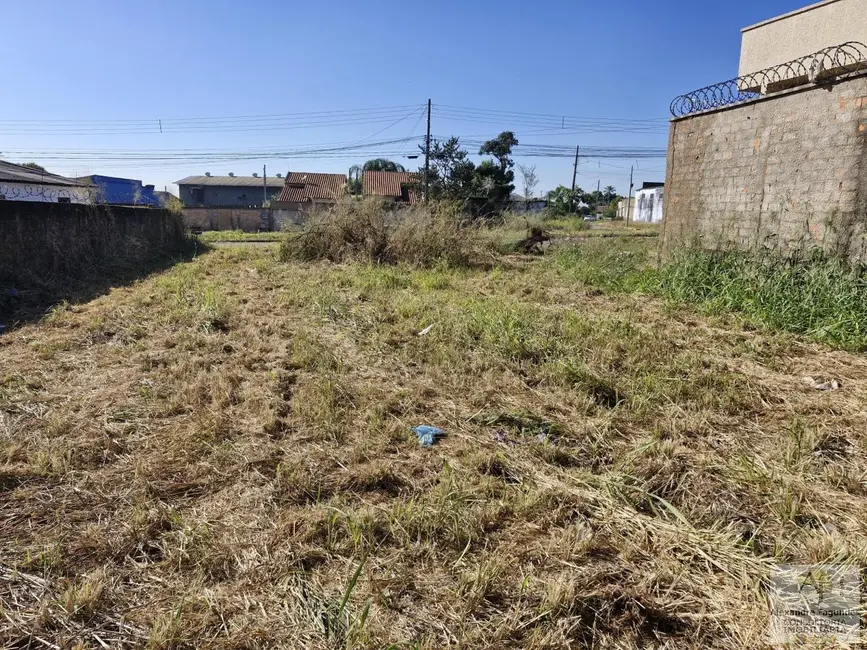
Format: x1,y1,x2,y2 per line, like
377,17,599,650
348,132,623,216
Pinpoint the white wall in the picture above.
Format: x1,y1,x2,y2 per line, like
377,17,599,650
633,187,664,223
0,181,92,204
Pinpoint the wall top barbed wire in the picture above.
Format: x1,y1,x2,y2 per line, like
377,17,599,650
670,42,867,118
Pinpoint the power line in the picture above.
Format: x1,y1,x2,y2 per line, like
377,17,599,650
0,102,670,137
436,103,668,123
0,104,422,125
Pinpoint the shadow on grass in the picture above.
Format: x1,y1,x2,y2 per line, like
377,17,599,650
0,241,209,331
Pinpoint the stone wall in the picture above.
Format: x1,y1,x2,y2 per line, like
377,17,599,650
0,202,191,285
662,73,867,263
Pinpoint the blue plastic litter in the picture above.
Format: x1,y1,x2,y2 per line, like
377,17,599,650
0,324,6,334
412,425,445,447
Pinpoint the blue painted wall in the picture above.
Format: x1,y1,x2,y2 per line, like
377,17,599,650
77,175,160,206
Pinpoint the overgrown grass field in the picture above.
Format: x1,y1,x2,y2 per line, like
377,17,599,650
3,218,867,648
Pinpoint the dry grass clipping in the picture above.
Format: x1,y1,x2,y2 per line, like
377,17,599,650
2,239,867,648
279,198,484,268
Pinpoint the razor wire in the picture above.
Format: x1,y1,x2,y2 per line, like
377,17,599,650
670,42,867,118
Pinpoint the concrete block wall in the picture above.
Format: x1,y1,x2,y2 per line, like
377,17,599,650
662,73,867,263
183,207,271,232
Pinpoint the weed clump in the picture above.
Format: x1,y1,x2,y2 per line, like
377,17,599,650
655,249,867,350
279,198,483,268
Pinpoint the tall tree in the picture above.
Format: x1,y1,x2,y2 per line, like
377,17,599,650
517,164,538,199
479,132,518,173
476,132,518,201
421,137,476,201
348,165,363,194
603,185,617,202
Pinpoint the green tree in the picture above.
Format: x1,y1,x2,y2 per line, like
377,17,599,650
546,185,582,216
585,190,604,208
475,131,518,202
420,137,477,201
348,165,363,194
362,158,406,172
21,162,47,172
414,132,518,210
603,185,617,202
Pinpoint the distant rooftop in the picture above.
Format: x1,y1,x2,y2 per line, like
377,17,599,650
278,172,347,202
176,174,285,188
0,160,89,187
363,171,420,204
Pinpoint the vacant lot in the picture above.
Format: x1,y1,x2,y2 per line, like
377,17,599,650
2,235,867,648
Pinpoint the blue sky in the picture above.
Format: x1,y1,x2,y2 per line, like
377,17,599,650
1,0,811,196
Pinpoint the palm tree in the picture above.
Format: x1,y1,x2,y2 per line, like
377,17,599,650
348,165,363,194
362,158,406,173
603,185,618,202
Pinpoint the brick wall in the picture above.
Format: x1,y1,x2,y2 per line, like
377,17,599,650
0,202,191,285
662,73,867,263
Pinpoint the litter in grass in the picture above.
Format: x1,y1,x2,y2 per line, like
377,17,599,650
418,324,435,336
412,425,445,446
803,376,842,391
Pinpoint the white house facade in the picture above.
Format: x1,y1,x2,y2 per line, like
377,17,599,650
633,183,664,223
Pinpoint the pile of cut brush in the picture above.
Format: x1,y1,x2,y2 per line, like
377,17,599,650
279,198,485,268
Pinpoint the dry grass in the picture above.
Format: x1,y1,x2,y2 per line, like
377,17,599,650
279,199,485,268
2,236,867,648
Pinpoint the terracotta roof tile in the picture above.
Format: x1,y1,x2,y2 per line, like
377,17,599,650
362,171,420,204
278,172,347,203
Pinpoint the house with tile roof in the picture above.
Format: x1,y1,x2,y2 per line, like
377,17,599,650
362,171,420,205
271,171,348,228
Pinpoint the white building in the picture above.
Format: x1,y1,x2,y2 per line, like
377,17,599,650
633,182,664,223
0,160,93,203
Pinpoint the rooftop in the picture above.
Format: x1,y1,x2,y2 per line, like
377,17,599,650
0,160,89,187
363,171,420,204
176,174,285,188
277,172,347,202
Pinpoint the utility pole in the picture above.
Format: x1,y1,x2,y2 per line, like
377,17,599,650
570,144,579,213
424,98,431,203
625,165,634,228
263,164,267,206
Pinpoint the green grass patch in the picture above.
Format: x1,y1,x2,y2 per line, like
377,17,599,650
198,230,285,243
655,249,867,350
555,238,867,350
